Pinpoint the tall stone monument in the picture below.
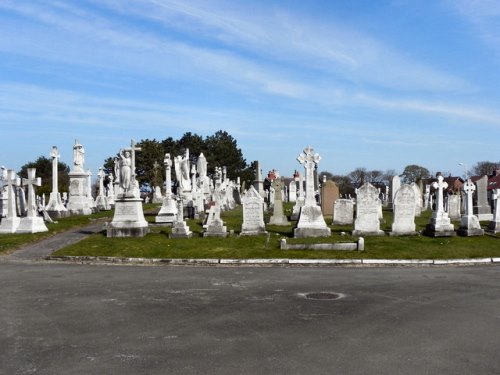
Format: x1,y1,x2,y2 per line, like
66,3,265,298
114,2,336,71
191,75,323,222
17,168,48,233
294,147,331,238
253,160,266,198
95,167,111,211
425,174,455,237
487,188,500,234
156,153,178,224
107,140,149,237
353,183,385,236
1,166,8,218
474,175,493,221
320,180,340,217
268,177,289,226
0,170,21,233
458,179,484,236
390,184,416,236
170,199,192,238
45,146,68,218
67,140,92,215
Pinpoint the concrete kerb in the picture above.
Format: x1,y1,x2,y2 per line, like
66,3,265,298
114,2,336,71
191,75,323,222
45,256,498,267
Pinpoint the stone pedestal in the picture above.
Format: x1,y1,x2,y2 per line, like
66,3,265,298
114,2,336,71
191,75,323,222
424,213,456,237
294,206,331,238
0,217,21,233
107,196,149,237
67,171,92,215
458,215,484,236
203,218,228,237
17,216,48,233
46,192,69,218
155,196,178,224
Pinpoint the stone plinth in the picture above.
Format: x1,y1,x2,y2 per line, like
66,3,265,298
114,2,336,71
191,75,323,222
458,215,484,236
17,216,48,233
107,196,149,237
0,217,21,233
294,206,331,238
67,171,92,215
155,196,178,224
203,218,228,237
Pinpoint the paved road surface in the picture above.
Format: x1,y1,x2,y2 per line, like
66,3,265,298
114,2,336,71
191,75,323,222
1,262,499,374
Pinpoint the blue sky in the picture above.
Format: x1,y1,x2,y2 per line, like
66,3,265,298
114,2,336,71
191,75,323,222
1,0,500,181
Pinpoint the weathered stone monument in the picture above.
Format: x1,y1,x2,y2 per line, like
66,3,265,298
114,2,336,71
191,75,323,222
268,177,289,226
17,168,48,233
333,199,354,225
170,199,192,238
487,188,500,234
94,167,111,211
447,195,461,220
390,184,416,236
45,146,68,218
410,183,422,216
294,147,331,238
320,180,340,217
458,179,484,236
391,175,401,208
353,183,384,236
107,140,149,237
288,180,297,203
291,174,305,220
156,153,178,224
0,170,21,233
174,148,192,199
67,140,92,215
152,161,163,204
240,185,267,236
0,166,7,218
425,174,455,237
203,171,228,237
474,175,493,221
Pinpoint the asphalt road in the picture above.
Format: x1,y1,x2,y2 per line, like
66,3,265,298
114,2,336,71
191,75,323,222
1,262,499,375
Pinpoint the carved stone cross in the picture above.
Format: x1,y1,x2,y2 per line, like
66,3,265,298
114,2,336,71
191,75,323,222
124,139,142,176
297,146,321,206
462,179,476,216
22,168,42,217
5,169,20,218
164,153,172,196
431,174,448,214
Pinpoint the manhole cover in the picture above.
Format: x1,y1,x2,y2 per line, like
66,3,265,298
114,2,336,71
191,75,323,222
301,292,343,300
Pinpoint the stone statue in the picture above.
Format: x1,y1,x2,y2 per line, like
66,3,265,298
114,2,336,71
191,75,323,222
73,140,85,171
174,149,192,192
119,149,132,191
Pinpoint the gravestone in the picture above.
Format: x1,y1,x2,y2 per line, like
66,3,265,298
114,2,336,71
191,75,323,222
425,174,455,237
67,140,92,215
0,170,21,233
423,185,431,210
320,180,339,217
156,153,178,224
459,179,484,236
0,166,7,218
203,174,228,237
170,199,192,238
288,181,297,203
253,161,265,198
391,175,401,208
333,199,354,225
45,146,69,218
17,168,48,233
447,195,461,220
487,189,500,233
294,147,331,238
107,140,149,237
95,167,111,211
390,184,416,236
410,183,422,216
291,174,305,220
268,178,289,226
474,175,493,221
240,185,267,236
353,183,384,236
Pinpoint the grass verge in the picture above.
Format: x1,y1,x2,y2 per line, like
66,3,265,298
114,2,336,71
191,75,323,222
51,204,500,260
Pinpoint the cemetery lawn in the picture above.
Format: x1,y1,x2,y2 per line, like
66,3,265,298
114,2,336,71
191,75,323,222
51,205,500,260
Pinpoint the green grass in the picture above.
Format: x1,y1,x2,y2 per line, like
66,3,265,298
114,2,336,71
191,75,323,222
51,204,500,260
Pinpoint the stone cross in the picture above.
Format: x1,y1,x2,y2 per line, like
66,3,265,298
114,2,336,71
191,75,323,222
22,168,42,217
124,139,141,178
297,146,321,206
492,189,500,222
164,153,172,197
463,179,476,216
5,169,20,218
431,174,448,214
50,146,60,194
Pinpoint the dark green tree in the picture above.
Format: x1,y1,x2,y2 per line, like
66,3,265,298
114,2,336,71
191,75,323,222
204,130,247,180
400,164,430,184
19,156,70,196
135,139,165,188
